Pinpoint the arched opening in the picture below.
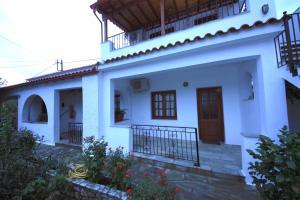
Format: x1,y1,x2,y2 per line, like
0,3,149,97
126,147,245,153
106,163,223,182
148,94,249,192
22,95,48,123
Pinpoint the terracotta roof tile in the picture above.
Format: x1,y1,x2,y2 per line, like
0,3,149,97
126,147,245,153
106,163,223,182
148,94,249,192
104,18,281,64
1,63,99,91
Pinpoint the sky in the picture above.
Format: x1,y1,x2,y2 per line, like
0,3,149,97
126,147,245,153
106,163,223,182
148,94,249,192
0,0,120,86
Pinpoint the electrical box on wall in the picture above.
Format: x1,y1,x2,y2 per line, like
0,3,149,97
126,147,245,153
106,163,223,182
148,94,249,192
130,78,150,93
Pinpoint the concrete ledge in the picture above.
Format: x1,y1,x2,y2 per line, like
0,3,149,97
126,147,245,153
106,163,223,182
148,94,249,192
48,170,127,200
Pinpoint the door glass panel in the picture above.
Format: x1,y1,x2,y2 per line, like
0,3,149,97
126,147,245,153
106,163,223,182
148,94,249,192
210,92,218,119
201,92,209,119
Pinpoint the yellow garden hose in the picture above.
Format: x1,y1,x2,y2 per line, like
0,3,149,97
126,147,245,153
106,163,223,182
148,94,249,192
68,164,88,179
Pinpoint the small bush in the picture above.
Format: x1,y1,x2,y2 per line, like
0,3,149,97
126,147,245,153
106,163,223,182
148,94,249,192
247,126,300,200
81,136,108,182
19,175,71,200
0,101,69,199
127,168,180,200
104,146,132,189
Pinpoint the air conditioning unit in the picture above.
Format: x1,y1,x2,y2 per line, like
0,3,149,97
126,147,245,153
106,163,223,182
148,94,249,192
130,78,150,93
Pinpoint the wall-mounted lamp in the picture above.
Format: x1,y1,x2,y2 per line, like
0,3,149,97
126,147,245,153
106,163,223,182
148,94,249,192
183,81,189,87
262,4,269,15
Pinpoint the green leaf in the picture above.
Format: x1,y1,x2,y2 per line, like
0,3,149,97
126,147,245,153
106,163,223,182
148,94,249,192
287,160,296,169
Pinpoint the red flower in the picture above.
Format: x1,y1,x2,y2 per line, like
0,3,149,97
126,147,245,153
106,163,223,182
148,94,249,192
159,172,166,177
174,186,181,193
127,188,133,196
158,179,166,186
144,172,149,176
154,196,159,200
124,171,131,178
117,163,124,169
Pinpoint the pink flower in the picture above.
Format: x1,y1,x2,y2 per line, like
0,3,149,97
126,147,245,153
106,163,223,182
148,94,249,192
158,179,166,186
124,170,131,178
174,186,181,193
117,163,124,169
127,188,133,196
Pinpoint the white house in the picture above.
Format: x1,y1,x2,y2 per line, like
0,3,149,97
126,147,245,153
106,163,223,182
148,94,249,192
1,0,300,185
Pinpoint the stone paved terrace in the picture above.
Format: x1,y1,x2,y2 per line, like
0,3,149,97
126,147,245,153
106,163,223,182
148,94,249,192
37,144,258,200
134,138,242,176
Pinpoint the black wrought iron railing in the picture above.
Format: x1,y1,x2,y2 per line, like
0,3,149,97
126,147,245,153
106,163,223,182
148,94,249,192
131,124,200,166
274,12,300,76
107,0,247,50
68,122,83,145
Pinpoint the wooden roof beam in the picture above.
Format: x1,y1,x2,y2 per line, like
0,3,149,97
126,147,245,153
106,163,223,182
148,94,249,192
118,12,135,30
136,3,152,25
116,0,144,28
185,0,189,10
172,0,179,19
147,0,159,20
105,0,148,15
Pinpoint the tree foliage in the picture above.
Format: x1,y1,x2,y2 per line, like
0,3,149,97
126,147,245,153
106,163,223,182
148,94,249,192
0,100,69,200
247,127,300,200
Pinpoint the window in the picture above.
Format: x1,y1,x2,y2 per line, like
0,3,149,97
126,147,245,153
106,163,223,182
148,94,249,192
194,14,218,25
151,90,177,119
149,27,175,39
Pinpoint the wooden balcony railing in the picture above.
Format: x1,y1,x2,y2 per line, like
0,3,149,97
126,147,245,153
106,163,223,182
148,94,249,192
274,12,300,76
107,0,247,50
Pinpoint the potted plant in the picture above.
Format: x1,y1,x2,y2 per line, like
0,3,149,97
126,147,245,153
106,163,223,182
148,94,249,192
115,109,126,122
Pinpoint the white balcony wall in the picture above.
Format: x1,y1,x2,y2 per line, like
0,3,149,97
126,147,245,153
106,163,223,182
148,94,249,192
100,0,281,61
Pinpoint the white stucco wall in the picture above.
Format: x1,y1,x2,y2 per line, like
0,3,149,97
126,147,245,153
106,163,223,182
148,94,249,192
123,64,242,145
238,61,262,136
82,74,101,139
12,79,82,145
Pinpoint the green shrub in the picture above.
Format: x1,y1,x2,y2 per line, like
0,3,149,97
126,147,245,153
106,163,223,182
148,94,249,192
81,136,108,182
104,146,132,189
247,126,300,200
0,101,69,199
19,175,71,200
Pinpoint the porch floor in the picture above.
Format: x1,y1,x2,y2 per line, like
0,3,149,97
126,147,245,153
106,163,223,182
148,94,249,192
134,141,242,176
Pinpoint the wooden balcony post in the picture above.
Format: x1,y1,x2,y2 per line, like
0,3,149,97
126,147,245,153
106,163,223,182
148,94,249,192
160,0,166,35
103,15,108,42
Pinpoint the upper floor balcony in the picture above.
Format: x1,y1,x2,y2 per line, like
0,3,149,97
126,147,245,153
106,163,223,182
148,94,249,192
91,0,279,61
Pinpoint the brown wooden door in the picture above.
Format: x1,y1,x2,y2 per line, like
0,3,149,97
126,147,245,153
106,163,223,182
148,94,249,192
197,87,224,144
